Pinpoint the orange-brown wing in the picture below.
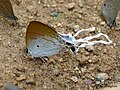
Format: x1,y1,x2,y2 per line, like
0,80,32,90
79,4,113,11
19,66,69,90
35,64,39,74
26,21,65,57
26,21,59,46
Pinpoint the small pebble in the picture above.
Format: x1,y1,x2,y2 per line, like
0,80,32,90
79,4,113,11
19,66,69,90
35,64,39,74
38,1,41,4
74,25,80,32
100,21,106,25
57,23,62,27
71,76,79,82
117,53,120,59
113,73,120,81
81,68,86,73
88,59,92,63
58,0,64,3
74,25,79,29
53,68,59,76
5,82,21,90
50,12,58,17
58,58,63,62
26,78,36,85
78,1,84,8
85,46,95,52
96,73,109,81
16,74,26,81
66,3,75,10
85,79,92,85
85,73,93,79
96,81,101,85
103,49,107,53
74,67,79,71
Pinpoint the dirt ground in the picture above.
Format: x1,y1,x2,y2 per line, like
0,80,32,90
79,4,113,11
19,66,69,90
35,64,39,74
0,0,120,90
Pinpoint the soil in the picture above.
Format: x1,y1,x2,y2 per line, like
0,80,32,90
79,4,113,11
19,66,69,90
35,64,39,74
0,0,120,90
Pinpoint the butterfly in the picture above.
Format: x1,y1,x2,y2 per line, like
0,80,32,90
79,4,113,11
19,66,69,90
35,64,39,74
102,0,120,27
26,21,67,58
0,0,18,23
26,21,112,58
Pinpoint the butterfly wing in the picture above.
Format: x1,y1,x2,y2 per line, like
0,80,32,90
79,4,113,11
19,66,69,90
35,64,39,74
27,36,64,57
102,0,120,27
0,0,17,21
26,21,65,58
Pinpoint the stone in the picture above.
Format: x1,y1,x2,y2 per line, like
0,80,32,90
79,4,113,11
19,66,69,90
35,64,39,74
26,78,36,85
88,59,92,63
16,74,26,81
74,67,79,71
74,25,79,30
96,81,100,85
85,79,92,85
74,25,80,32
53,68,59,76
100,21,106,25
85,46,95,52
71,76,79,82
96,73,109,81
66,3,75,10
50,12,58,17
113,73,120,81
5,82,21,90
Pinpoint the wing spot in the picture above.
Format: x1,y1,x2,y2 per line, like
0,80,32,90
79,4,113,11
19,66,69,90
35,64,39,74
37,45,39,47
104,3,106,6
